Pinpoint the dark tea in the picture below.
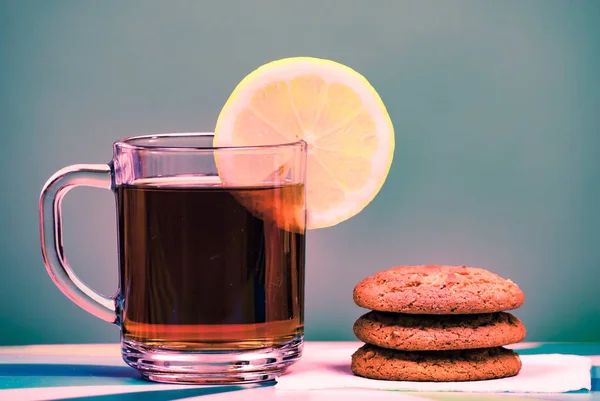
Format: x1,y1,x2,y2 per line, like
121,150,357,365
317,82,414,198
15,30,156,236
116,178,305,350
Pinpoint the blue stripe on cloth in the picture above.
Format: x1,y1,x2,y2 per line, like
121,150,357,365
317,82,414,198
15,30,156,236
0,363,148,389
57,382,275,401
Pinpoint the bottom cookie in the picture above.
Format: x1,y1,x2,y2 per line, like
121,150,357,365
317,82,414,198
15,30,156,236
351,344,522,382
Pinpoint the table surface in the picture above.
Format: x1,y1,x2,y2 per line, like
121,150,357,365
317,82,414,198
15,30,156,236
0,341,598,401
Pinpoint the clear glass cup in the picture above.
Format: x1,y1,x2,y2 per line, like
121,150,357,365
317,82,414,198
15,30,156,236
39,133,307,384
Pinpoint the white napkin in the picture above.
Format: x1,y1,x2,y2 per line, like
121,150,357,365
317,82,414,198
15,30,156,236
276,343,592,393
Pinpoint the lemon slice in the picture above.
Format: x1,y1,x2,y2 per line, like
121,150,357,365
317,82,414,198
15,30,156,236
214,57,394,229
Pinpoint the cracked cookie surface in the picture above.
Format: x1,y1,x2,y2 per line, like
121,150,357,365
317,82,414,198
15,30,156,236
353,311,526,351
351,344,522,382
353,265,525,314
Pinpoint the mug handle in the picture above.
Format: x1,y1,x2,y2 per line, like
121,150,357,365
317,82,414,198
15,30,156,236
39,164,117,323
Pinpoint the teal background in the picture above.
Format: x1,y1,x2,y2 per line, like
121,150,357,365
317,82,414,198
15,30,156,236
1,0,599,345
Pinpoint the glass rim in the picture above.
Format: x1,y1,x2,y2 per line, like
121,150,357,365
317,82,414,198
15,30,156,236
114,132,307,152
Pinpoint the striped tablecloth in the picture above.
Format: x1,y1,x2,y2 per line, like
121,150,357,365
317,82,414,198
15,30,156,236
0,342,598,401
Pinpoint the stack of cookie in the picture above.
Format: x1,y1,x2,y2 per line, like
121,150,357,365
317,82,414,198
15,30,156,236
351,265,526,382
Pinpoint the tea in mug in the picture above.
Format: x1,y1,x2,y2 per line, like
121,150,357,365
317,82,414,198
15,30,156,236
116,178,305,350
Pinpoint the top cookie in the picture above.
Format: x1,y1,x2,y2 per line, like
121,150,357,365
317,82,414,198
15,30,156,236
353,265,524,314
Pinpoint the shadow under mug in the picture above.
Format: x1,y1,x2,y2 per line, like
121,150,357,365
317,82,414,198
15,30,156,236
39,133,308,384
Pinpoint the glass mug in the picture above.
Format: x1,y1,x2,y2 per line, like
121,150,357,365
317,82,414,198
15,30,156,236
39,133,307,384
